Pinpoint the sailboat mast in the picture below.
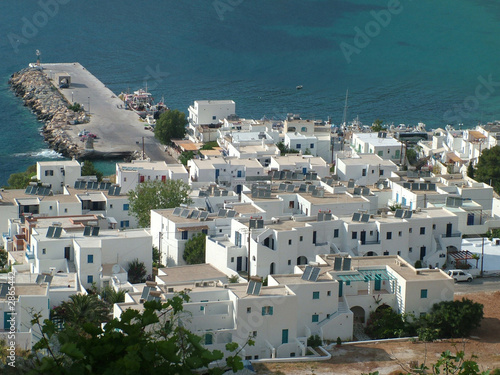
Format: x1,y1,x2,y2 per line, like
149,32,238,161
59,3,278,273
342,89,349,127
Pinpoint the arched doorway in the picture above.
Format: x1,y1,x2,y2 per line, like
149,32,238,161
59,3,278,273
297,256,308,265
365,251,377,257
375,304,391,314
270,262,275,275
350,306,366,324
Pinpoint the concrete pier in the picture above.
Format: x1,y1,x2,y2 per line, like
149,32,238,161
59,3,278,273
41,63,175,162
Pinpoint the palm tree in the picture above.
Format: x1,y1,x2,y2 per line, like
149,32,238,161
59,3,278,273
471,253,480,268
101,286,126,304
54,294,110,325
127,259,147,283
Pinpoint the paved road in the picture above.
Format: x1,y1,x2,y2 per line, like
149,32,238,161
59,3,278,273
454,276,500,294
42,63,177,163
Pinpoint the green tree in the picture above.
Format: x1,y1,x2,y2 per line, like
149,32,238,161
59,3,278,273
179,150,195,166
100,286,126,305
228,275,239,283
128,180,192,227
467,162,475,179
52,294,110,326
475,146,500,193
183,233,206,265
26,293,250,374
201,141,218,150
276,141,299,155
81,160,103,181
421,298,483,339
127,258,147,284
154,109,187,145
0,249,8,269
6,164,36,189
153,246,164,268
371,119,385,132
365,306,415,339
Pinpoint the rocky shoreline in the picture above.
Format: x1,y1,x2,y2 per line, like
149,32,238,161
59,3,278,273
9,67,91,159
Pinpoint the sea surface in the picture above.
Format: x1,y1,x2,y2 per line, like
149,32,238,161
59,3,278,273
0,0,500,185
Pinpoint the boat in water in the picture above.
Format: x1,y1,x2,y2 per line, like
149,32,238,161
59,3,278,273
120,89,168,118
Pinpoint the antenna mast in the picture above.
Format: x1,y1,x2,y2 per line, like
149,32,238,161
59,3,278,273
342,89,349,127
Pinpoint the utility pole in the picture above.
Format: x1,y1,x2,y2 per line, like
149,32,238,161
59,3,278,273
481,236,484,277
142,137,145,159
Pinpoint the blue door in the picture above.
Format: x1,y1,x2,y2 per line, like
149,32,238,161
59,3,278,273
374,276,381,291
236,256,242,271
4,312,12,330
338,280,343,297
302,167,307,174
215,169,220,180
282,329,289,344
467,213,474,226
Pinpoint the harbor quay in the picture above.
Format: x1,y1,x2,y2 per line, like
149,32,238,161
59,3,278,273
40,62,171,161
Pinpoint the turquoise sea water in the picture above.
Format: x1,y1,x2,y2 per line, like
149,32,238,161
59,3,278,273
0,0,500,185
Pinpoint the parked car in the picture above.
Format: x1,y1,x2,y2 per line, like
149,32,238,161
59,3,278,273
447,270,473,282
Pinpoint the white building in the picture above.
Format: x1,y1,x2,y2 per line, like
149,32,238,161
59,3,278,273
187,100,236,143
336,154,398,186
351,133,402,162
36,160,82,194
269,155,329,179
116,160,189,194
113,255,453,359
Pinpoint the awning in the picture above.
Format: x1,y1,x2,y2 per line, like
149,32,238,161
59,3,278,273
469,130,487,139
448,250,475,261
106,217,118,224
447,153,463,163
177,225,209,231
337,269,396,282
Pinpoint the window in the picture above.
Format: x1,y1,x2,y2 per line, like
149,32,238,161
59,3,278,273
362,169,366,176
334,229,339,238
123,203,129,211
205,333,213,345
420,227,425,235
312,314,319,323
120,220,129,228
212,115,216,120
64,208,68,213
398,285,402,293
378,151,383,157
282,329,288,344
409,228,413,233
231,257,234,263
87,275,93,284
397,251,401,255
310,143,314,149
395,150,400,158
252,331,257,337
288,259,291,265
296,144,301,149
383,251,389,255
399,231,402,237
44,170,54,176
235,232,242,247
409,247,413,253
182,231,188,240
313,291,319,300
109,204,113,209
420,289,428,298
327,291,331,296
289,201,295,209
346,280,351,286
49,206,53,210
288,239,292,245
370,230,374,236
200,306,204,311
301,127,307,132
352,231,357,239
254,355,259,360
42,248,46,255
202,229,208,235
432,224,436,229
300,236,303,241
379,169,384,176
386,232,392,240
262,306,273,316
247,307,251,313
237,170,242,177
87,254,94,263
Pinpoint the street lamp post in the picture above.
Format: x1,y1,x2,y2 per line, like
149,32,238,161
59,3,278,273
88,97,90,114
71,92,74,103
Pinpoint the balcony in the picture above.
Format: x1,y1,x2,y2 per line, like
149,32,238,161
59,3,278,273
441,232,461,238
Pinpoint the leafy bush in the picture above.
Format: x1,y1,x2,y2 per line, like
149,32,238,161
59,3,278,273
308,334,322,347
365,307,416,339
68,102,82,112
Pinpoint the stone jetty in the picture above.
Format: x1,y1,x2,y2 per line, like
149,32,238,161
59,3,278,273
9,67,85,158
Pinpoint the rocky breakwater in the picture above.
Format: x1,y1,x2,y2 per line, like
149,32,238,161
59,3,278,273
9,67,86,158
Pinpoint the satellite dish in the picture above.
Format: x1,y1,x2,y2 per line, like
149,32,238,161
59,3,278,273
112,264,121,274
377,183,385,190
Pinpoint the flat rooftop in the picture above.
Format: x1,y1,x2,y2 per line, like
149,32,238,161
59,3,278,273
156,264,227,284
339,154,397,166
353,132,402,146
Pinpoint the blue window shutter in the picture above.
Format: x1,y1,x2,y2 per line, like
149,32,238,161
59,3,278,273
269,306,273,315
262,306,266,315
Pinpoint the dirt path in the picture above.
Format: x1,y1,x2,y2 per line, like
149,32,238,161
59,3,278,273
254,291,500,375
